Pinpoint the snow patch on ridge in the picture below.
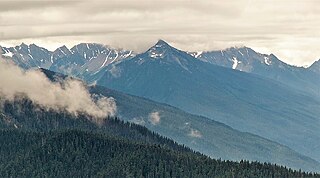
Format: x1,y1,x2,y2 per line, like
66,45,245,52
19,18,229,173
149,50,164,58
101,50,112,68
194,51,203,58
59,47,66,56
125,51,132,58
2,51,14,58
232,57,240,69
28,54,34,59
264,56,272,65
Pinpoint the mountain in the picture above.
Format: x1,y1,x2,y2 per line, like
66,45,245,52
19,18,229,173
1,130,318,178
0,43,134,75
189,47,289,72
2,42,318,97
52,45,73,60
191,47,320,96
53,69,320,171
50,43,135,77
0,68,319,172
1,43,52,69
91,40,320,164
310,59,320,74
1,41,320,169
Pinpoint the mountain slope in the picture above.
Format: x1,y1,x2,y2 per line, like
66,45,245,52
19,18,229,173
92,40,320,163
192,47,320,96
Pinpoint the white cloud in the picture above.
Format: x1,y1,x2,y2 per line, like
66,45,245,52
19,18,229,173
188,129,202,138
0,57,117,125
109,64,121,78
130,117,146,126
148,111,160,125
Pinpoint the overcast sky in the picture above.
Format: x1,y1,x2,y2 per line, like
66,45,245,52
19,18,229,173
0,0,319,66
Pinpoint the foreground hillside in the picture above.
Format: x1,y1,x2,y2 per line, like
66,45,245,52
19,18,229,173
0,129,319,178
0,92,319,176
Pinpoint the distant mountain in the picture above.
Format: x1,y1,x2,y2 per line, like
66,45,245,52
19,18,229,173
1,68,319,172
92,40,320,164
189,47,287,72
0,43,135,75
191,47,320,96
310,59,320,74
50,43,135,76
2,42,318,97
1,43,52,69
52,45,73,60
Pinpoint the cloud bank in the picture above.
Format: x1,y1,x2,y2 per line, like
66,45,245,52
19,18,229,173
0,0,319,66
0,57,116,124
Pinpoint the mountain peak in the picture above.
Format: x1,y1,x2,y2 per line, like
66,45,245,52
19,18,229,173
155,39,170,47
53,45,72,59
59,45,69,50
311,59,320,65
152,40,174,50
53,45,70,53
309,59,320,73
19,42,29,49
145,40,175,59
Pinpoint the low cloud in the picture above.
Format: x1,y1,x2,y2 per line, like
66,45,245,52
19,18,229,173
0,57,116,124
189,129,202,138
109,64,121,78
130,117,146,126
148,111,160,125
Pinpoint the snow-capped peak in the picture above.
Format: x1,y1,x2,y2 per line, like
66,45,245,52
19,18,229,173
155,39,170,47
147,40,172,59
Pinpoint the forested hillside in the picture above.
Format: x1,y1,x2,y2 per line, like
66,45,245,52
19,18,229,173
0,98,319,177
0,98,190,153
0,129,318,178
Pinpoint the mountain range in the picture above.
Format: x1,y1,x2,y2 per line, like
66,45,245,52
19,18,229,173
1,40,319,97
1,40,319,171
190,47,320,96
0,43,134,75
89,40,320,163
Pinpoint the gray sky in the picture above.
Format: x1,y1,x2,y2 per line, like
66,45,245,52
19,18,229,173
0,0,319,66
